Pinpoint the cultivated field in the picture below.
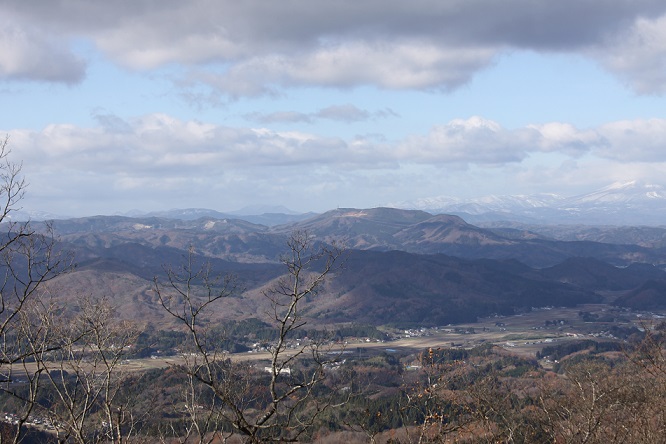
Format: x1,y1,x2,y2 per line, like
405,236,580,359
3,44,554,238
120,303,664,371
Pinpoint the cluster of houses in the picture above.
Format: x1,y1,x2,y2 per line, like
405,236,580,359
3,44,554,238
398,326,480,338
3,412,57,430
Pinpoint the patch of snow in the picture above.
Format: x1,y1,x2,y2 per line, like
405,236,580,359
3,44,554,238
338,211,368,218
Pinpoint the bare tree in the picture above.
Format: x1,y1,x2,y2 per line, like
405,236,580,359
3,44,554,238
0,139,145,444
0,135,62,367
20,297,143,444
530,331,666,444
0,137,72,443
393,348,471,444
154,231,344,443
153,246,237,443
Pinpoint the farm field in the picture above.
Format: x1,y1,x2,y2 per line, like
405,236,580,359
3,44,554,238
119,303,664,372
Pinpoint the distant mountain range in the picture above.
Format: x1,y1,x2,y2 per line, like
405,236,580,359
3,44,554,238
10,207,316,227
14,181,666,227
391,181,666,226
10,205,660,329
41,207,666,269
276,207,666,268
9,194,666,328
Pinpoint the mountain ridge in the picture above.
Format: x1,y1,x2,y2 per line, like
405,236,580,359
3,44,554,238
29,206,665,268
22,207,666,328
17,181,666,226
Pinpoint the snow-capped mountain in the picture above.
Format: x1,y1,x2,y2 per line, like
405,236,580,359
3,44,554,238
392,181,666,226
564,181,666,206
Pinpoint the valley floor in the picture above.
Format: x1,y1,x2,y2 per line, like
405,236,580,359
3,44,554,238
115,303,664,373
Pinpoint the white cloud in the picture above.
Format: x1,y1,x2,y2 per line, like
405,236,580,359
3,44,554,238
9,114,666,175
8,114,354,179
594,119,666,161
6,112,666,215
398,117,525,165
7,114,666,182
397,117,595,165
527,122,603,155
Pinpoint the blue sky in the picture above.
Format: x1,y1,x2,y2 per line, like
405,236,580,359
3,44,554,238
2,1,666,217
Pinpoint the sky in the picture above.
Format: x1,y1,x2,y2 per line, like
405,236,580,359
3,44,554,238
2,0,666,217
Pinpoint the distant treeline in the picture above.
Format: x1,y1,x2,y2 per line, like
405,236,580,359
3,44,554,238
536,339,623,361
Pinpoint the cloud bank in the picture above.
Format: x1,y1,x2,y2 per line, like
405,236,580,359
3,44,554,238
6,114,666,175
2,0,666,95
5,112,666,214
